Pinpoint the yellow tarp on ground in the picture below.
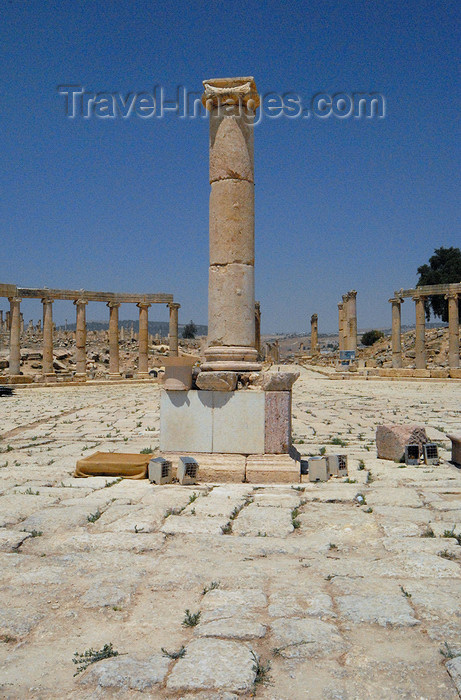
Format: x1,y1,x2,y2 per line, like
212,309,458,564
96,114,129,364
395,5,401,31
75,452,153,479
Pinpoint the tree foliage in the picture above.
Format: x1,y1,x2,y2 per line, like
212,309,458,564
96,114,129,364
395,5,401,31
416,247,461,322
182,321,197,339
361,329,384,347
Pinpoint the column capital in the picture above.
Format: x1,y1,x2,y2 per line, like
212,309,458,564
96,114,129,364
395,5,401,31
41,297,53,305
74,299,88,306
106,301,121,309
137,302,151,310
201,76,260,110
445,291,459,301
311,314,318,322
342,294,349,303
388,297,403,305
348,290,357,299
168,302,180,310
8,297,22,304
338,302,344,310
412,295,426,302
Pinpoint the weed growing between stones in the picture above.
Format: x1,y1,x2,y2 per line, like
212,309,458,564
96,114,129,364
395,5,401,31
291,508,301,529
331,437,347,447
358,459,366,470
27,530,43,538
139,447,153,454
438,549,456,560
73,642,119,676
104,478,122,488
354,493,366,505
202,581,220,595
400,586,412,598
162,645,186,659
182,610,201,627
344,478,357,484
24,487,40,495
1,634,17,644
251,651,271,685
440,642,461,660
291,485,305,492
87,509,101,523
443,527,461,545
421,525,435,538
188,492,198,504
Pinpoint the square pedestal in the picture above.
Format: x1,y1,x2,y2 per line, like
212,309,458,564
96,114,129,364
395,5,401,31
160,389,291,454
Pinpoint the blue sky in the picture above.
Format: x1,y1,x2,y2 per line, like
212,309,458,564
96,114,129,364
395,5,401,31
1,0,459,333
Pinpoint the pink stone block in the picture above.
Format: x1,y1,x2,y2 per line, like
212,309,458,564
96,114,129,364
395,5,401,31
264,391,291,454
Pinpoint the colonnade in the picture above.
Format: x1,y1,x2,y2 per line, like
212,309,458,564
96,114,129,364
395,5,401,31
1,285,178,380
389,287,460,369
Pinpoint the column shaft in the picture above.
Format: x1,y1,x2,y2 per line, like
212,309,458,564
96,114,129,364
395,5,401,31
310,314,319,354
255,301,261,355
414,297,426,369
42,299,54,375
201,77,261,371
347,291,357,354
138,303,151,377
342,295,350,350
168,303,179,356
107,303,121,378
447,293,459,369
8,298,21,375
338,303,344,352
390,298,403,368
74,300,87,378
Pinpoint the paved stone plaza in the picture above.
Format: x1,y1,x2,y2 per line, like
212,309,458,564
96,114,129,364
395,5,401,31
1,368,460,698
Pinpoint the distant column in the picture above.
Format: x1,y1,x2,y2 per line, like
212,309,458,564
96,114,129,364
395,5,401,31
137,302,151,379
446,292,459,369
413,296,426,369
168,302,180,356
347,290,357,354
20,313,24,336
74,299,88,379
42,298,55,376
342,294,349,350
6,311,11,331
107,302,121,379
310,313,319,354
389,297,403,368
8,297,21,376
254,301,261,355
338,302,344,352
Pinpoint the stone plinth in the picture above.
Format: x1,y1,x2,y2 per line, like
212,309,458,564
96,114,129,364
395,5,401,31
160,385,293,455
162,355,198,390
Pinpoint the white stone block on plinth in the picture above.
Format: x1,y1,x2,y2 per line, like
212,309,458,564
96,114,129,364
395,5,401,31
160,390,213,452
213,391,265,454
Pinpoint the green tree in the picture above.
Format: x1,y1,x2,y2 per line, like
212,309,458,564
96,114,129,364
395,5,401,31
182,321,197,339
416,247,461,322
361,330,384,347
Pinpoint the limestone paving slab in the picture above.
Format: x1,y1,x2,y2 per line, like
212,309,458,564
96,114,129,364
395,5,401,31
336,594,419,627
270,618,344,658
231,502,294,537
78,653,170,689
166,638,256,692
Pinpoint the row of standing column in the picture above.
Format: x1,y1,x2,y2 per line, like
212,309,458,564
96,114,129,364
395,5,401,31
390,293,459,369
338,291,357,353
7,299,180,378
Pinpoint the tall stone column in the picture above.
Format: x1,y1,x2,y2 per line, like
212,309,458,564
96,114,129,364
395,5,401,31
446,292,459,369
347,290,357,354
310,314,319,354
389,297,403,368
74,299,88,379
414,296,426,369
342,294,349,350
168,303,180,356
42,298,55,376
137,302,151,378
8,297,21,376
338,302,344,352
6,311,11,331
201,77,261,372
254,301,261,356
107,302,121,379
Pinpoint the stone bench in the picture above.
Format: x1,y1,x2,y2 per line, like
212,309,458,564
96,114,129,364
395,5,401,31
447,434,461,466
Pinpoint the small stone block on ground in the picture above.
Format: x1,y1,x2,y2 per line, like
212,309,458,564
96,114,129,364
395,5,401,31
245,454,300,483
376,424,427,462
163,453,246,483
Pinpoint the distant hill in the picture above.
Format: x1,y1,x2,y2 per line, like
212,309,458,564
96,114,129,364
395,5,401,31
58,320,208,336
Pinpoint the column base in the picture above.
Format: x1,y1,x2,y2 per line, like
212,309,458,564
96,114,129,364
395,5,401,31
74,373,87,381
137,372,150,380
202,345,262,372
108,373,121,380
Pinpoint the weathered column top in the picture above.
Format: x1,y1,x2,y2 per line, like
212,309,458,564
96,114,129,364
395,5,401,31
338,302,344,309
348,290,357,299
41,297,54,304
107,301,121,309
445,291,459,300
388,297,403,304
201,77,260,110
8,296,22,303
137,302,151,309
311,314,318,321
168,302,181,310
74,298,88,306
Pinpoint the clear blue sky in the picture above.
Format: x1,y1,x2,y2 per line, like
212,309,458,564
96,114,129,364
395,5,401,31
1,0,459,333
